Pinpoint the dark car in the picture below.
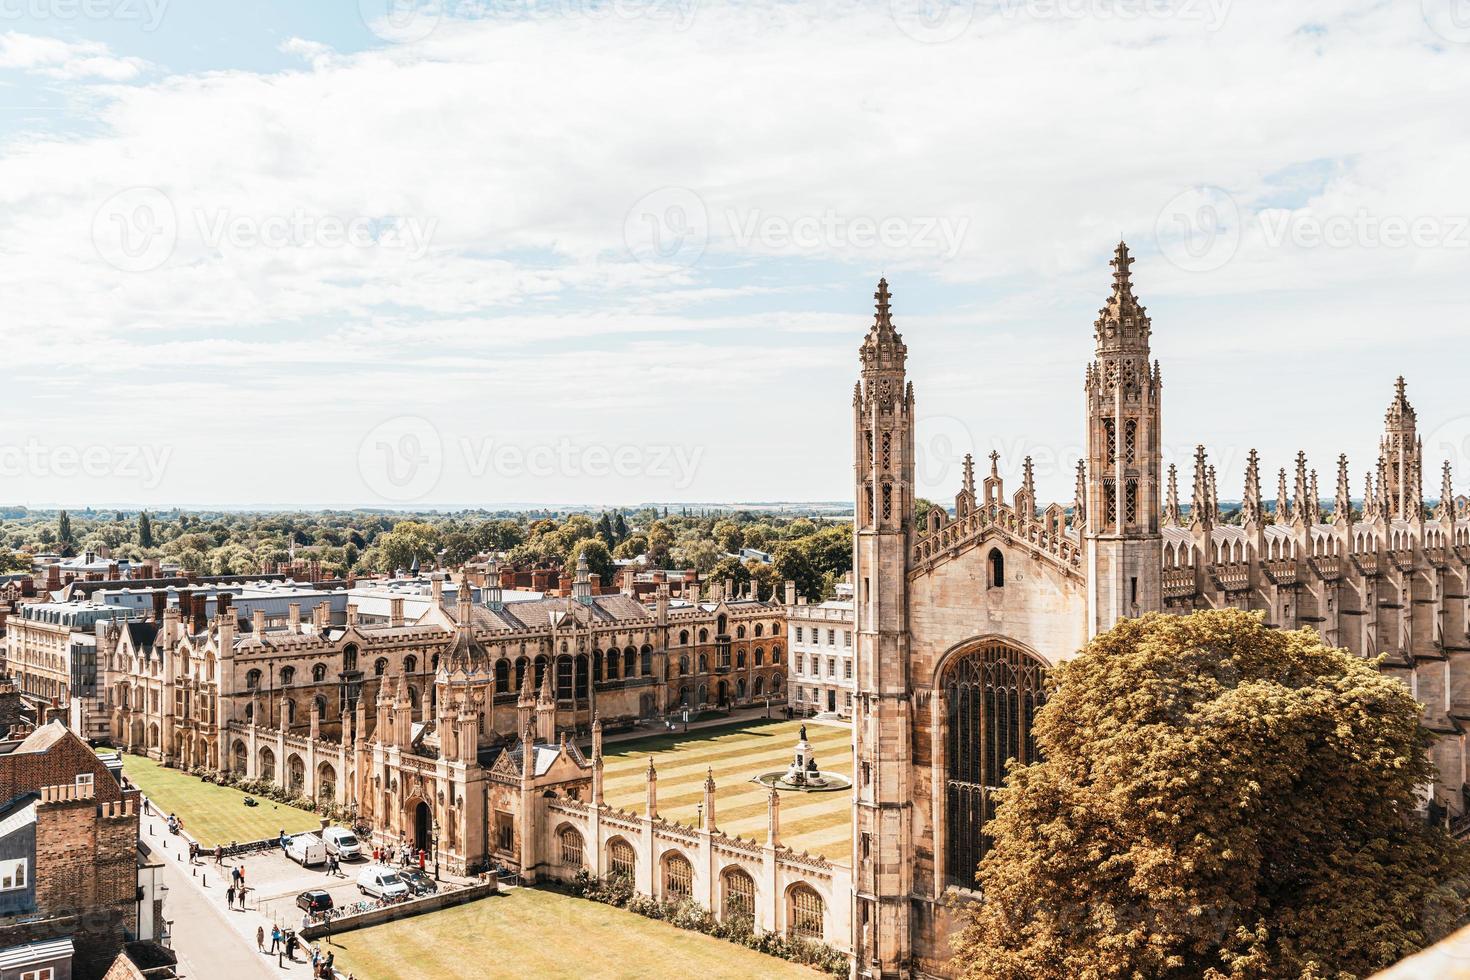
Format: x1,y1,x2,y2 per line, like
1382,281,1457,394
401,868,437,896
295,889,333,914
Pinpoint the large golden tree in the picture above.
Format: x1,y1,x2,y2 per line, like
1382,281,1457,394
953,609,1470,980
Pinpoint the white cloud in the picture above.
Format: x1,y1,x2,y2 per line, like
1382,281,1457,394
0,32,148,80
0,2,1466,507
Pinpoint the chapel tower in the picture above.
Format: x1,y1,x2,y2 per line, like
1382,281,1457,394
1084,242,1163,636
851,278,915,977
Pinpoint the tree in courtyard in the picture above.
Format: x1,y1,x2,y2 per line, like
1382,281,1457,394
953,609,1470,980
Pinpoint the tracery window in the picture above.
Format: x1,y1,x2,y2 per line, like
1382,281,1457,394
559,827,584,869
788,885,824,941
1103,479,1117,527
664,852,693,899
1103,417,1117,466
722,867,755,920
1124,418,1137,464
881,431,892,472
609,839,636,878
944,642,1048,889
1124,479,1138,526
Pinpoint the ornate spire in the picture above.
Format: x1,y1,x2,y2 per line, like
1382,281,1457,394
1291,452,1310,525
962,453,975,499
1241,450,1262,526
1276,468,1290,526
860,277,906,371
1437,460,1456,523
1207,465,1219,522
1307,469,1321,524
1332,454,1352,525
1016,456,1036,516
1093,241,1151,354
1163,463,1181,527
1189,446,1210,530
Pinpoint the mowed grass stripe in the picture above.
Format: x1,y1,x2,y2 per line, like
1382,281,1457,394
598,720,853,861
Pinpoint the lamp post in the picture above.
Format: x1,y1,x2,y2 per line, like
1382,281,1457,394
430,817,440,882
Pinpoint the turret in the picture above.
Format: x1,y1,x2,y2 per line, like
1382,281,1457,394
1381,376,1424,520
1084,242,1163,634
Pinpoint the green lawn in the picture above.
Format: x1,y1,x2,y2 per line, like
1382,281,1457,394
329,886,822,979
602,719,852,861
118,754,322,847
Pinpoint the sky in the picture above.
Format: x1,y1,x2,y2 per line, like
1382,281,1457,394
1,0,1468,511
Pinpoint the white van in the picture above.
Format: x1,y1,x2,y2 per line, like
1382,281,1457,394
356,865,410,900
284,832,327,867
322,827,362,860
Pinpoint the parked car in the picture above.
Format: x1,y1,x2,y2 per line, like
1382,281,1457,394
356,865,410,900
322,826,362,860
401,868,437,896
285,832,327,868
295,889,333,914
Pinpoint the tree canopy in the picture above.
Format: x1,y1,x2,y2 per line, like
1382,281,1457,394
954,609,1470,980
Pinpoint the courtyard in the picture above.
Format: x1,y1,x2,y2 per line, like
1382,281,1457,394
601,718,853,861
326,885,821,979
117,753,323,847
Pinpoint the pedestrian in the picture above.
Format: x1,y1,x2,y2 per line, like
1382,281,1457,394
213,843,223,865
255,925,264,952
325,951,335,977
285,932,296,961
226,884,236,908
270,925,280,953
279,829,288,854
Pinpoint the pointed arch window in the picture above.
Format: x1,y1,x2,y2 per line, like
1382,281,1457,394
987,548,1004,589
944,642,1048,889
1103,417,1117,466
1124,418,1137,464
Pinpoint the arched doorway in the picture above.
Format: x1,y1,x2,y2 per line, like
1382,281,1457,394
413,800,431,855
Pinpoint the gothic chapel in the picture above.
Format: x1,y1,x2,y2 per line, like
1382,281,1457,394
850,243,1470,977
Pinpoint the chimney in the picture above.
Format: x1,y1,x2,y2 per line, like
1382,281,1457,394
288,602,301,634
190,594,208,634
217,592,233,620
784,580,796,606
252,608,266,635
347,603,359,626
389,597,405,628
431,576,444,607
499,566,515,589
151,591,167,623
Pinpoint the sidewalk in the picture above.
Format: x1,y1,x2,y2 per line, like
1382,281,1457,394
139,804,334,978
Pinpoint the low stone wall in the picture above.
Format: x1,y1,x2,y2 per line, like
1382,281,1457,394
299,880,498,940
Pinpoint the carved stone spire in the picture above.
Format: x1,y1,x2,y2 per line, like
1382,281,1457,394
1307,469,1321,524
1292,452,1310,526
860,278,905,366
1276,468,1290,526
1094,241,1150,353
1241,450,1262,527
1207,465,1220,523
1015,456,1036,517
1437,460,1456,523
645,756,657,819
1163,463,1182,527
1332,454,1352,525
1363,470,1378,522
1189,445,1211,531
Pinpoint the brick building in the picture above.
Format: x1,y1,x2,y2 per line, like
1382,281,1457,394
0,723,144,980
